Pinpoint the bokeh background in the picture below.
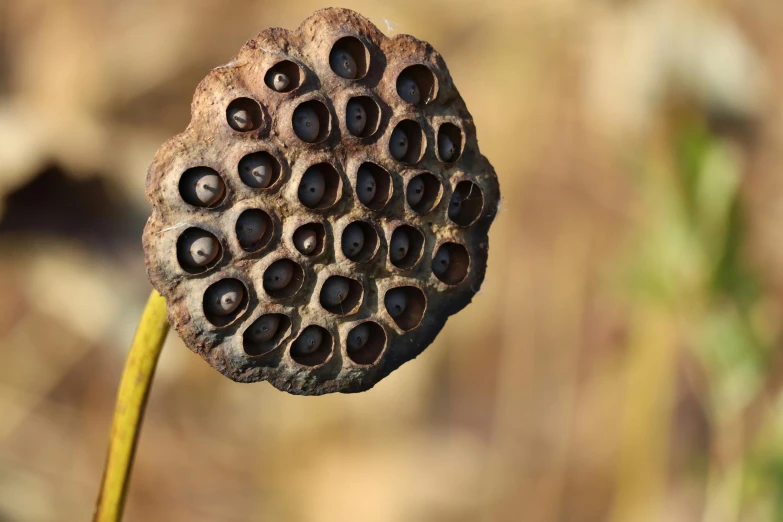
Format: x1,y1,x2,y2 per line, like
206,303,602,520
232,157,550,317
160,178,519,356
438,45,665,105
2,0,783,520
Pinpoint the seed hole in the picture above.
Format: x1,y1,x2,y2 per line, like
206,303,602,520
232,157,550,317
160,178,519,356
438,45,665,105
384,286,426,331
319,276,363,316
243,314,292,356
264,60,301,93
176,228,222,273
203,279,248,327
437,123,463,163
341,221,379,263
406,172,443,215
235,209,273,252
329,36,369,79
346,321,386,366
448,181,484,227
345,96,380,138
297,163,340,210
432,243,470,285
291,325,333,366
396,65,436,105
178,167,225,208
355,163,391,210
292,100,330,143
389,225,424,269
226,98,262,132
389,120,424,164
293,223,326,256
238,152,281,189
263,259,304,299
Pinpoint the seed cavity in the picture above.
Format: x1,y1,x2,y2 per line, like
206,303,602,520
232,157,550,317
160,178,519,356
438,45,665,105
179,167,225,207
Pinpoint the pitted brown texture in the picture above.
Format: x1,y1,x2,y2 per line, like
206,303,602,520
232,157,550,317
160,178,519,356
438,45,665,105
142,7,500,395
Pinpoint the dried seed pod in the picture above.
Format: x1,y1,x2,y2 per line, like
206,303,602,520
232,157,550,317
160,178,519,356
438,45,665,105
341,223,365,258
346,322,370,352
384,288,408,318
397,75,421,104
321,277,351,307
346,99,367,136
179,168,225,207
389,127,409,160
389,228,410,264
204,279,244,317
293,326,324,355
293,105,320,142
246,314,281,343
143,8,500,395
273,73,290,92
330,48,358,79
298,168,326,207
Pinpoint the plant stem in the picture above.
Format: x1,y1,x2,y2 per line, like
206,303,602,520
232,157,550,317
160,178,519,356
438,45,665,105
93,290,169,522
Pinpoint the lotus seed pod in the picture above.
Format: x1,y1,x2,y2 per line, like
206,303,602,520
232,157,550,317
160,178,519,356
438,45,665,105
143,8,500,395
389,229,410,264
407,176,425,207
239,155,274,188
439,133,456,162
181,169,225,207
272,73,290,91
236,211,267,247
389,128,409,160
356,166,376,205
448,191,463,221
432,247,451,278
228,107,254,131
341,223,365,258
397,75,421,104
330,49,358,79
298,169,326,207
205,279,244,317
293,326,323,355
384,289,408,318
179,231,219,268
321,277,351,307
346,99,367,136
294,228,318,254
246,314,280,344
347,323,370,352
293,105,320,142
264,261,294,291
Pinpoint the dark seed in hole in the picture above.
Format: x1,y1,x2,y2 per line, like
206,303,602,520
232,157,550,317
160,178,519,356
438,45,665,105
389,229,410,264
341,223,365,258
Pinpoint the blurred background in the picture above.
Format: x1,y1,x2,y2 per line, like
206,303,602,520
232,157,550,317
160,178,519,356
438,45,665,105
2,0,783,520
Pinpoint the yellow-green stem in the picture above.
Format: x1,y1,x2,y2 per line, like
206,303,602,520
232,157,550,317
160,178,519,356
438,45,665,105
93,290,169,522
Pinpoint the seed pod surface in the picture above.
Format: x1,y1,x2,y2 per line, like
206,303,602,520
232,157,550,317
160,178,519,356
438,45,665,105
143,8,500,395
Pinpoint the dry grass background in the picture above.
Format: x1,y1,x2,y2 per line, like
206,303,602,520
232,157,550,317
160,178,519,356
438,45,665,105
2,0,783,520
